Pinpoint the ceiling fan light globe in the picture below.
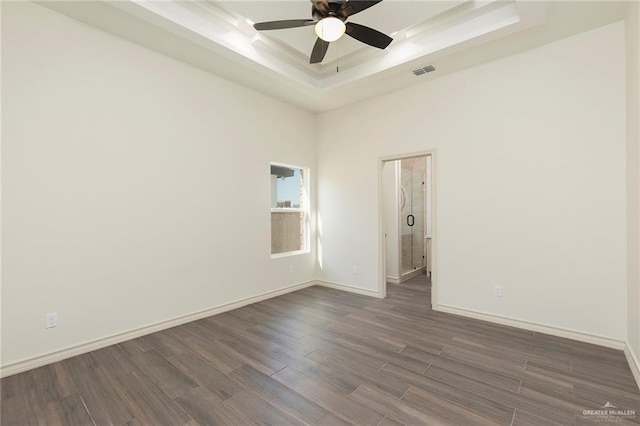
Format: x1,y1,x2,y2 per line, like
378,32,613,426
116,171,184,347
315,17,345,42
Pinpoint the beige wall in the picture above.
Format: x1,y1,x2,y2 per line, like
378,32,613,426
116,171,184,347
317,22,627,340
627,1,640,368
1,2,316,368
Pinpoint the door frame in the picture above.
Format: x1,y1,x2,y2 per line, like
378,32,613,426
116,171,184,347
378,150,437,307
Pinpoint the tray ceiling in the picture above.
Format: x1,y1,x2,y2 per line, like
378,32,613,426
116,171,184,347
40,1,630,112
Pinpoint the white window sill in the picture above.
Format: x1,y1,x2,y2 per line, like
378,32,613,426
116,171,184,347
271,249,310,259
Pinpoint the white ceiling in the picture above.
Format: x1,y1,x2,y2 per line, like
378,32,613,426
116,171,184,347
41,1,629,112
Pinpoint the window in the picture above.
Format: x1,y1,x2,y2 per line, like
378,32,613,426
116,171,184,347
271,163,309,256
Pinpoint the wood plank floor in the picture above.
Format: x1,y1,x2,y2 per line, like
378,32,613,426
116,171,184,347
2,275,639,425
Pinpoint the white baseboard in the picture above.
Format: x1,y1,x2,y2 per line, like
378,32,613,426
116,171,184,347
624,343,640,390
400,267,426,282
386,277,400,284
434,303,626,350
315,280,383,299
0,280,315,378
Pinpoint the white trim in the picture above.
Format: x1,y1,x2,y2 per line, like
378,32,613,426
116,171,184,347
624,343,640,390
399,267,426,283
0,280,315,378
315,280,383,299
270,249,310,259
378,150,437,303
271,208,305,213
386,277,401,284
395,161,401,286
434,303,626,350
271,160,306,170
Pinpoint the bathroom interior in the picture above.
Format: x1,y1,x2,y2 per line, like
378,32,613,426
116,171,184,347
384,155,432,284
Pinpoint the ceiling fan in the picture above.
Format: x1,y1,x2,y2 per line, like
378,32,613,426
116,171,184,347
253,0,392,64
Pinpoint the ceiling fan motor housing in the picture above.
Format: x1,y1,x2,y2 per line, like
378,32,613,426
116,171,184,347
312,0,348,22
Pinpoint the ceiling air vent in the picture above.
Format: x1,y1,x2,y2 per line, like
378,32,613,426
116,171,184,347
412,65,436,76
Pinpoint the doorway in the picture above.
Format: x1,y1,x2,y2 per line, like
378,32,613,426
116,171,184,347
379,152,434,301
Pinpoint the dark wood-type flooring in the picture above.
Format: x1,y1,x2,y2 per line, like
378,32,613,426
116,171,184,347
2,275,639,425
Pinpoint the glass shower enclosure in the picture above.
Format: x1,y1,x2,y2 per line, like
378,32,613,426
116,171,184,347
400,157,425,277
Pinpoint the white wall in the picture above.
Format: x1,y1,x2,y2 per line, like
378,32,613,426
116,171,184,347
1,2,316,368
626,1,640,366
317,22,627,340
1,1,633,374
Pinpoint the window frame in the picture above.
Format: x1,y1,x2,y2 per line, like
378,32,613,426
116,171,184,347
270,162,310,258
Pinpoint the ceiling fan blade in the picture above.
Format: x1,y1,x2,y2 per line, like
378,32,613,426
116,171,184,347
345,22,392,49
253,19,314,31
310,37,330,63
342,0,382,17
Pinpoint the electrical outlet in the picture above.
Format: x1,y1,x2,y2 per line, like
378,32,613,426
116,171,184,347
45,312,58,328
352,265,358,274
494,286,503,297
288,265,294,274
